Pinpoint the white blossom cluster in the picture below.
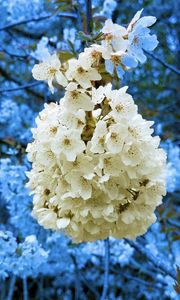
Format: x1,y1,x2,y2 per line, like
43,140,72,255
27,10,166,243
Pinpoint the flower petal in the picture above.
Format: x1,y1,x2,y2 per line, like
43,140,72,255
55,71,68,87
105,59,114,75
136,16,157,28
57,218,70,229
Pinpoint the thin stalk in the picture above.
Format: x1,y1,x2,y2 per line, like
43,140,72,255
6,275,16,300
23,277,28,300
0,280,6,300
100,238,110,300
38,277,44,300
71,254,81,300
75,267,80,300
85,0,92,34
76,1,83,31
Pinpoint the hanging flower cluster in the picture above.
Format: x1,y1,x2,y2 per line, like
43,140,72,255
27,10,166,243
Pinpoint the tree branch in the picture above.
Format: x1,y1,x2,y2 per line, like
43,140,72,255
0,47,29,59
145,50,180,75
125,239,176,280
0,81,43,93
86,0,92,34
0,12,77,32
0,66,44,100
76,1,83,31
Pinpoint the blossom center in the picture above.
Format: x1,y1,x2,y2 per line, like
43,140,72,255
110,132,118,141
48,68,57,76
99,136,105,145
111,55,120,66
44,189,50,196
104,33,113,41
50,127,58,134
128,127,138,138
63,138,71,146
91,50,101,61
117,202,130,213
115,104,124,112
70,91,79,99
77,67,85,74
128,146,137,157
133,36,139,45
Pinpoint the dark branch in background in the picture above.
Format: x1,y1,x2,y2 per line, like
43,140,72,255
0,66,44,99
125,239,176,280
11,27,42,40
0,82,42,93
0,65,23,86
6,275,16,300
0,12,77,32
110,265,164,289
86,0,92,34
0,47,29,59
100,238,110,300
76,1,83,31
145,50,180,75
70,253,100,298
70,254,81,300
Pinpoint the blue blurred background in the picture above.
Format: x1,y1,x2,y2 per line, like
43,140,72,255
0,0,179,299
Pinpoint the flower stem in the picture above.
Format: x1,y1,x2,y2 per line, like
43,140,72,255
101,238,110,300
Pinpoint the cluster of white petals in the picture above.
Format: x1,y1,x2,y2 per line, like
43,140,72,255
27,10,166,243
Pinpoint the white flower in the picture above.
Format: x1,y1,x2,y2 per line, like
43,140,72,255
62,82,94,111
34,208,57,229
127,10,158,63
65,171,92,200
102,19,128,53
92,86,105,105
106,123,127,153
61,154,95,180
127,114,154,141
66,58,101,89
51,127,85,161
102,19,127,36
109,87,137,120
59,108,85,132
90,120,107,153
98,154,125,177
121,142,142,166
32,53,68,93
79,47,103,68
92,83,112,105
35,148,56,168
90,43,113,60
